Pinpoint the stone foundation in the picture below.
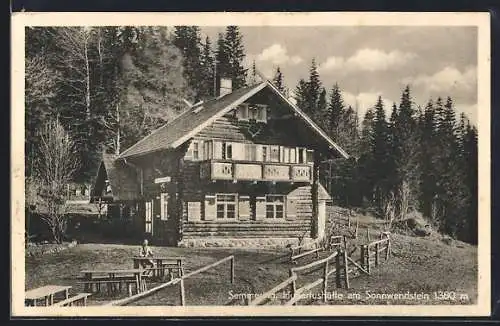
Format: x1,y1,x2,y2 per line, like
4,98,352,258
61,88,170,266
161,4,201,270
177,237,323,249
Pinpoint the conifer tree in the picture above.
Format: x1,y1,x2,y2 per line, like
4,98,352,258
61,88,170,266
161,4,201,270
199,36,215,99
272,66,287,94
173,26,203,100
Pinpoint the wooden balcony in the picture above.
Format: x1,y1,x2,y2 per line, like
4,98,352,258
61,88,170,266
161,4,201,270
200,160,312,183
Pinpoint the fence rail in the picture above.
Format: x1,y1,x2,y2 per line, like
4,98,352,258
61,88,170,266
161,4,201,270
104,255,235,306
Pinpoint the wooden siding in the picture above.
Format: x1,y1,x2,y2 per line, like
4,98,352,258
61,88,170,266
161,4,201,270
194,115,311,147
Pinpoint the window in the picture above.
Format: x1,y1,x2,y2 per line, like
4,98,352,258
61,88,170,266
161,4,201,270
266,195,285,219
262,146,268,162
222,142,232,160
192,142,200,160
216,194,237,219
270,146,280,162
298,148,306,163
160,193,168,220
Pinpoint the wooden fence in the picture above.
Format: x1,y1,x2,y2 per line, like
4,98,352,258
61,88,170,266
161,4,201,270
251,232,393,306
104,255,235,306
360,233,391,274
289,240,322,264
250,250,349,306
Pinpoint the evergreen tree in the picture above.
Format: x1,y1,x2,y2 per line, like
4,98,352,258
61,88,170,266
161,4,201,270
371,96,392,209
216,26,247,90
173,26,203,100
199,36,215,99
327,83,345,140
272,66,287,94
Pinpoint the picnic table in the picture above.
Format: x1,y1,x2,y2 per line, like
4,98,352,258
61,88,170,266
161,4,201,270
132,256,184,281
25,285,71,306
79,268,146,297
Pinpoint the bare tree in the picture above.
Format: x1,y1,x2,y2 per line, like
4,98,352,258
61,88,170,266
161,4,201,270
33,119,80,243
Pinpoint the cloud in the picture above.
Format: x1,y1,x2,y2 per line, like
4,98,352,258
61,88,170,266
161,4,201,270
342,91,396,119
404,65,477,95
319,48,417,73
256,44,303,66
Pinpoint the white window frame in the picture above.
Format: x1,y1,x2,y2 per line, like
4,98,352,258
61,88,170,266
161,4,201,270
265,195,285,219
215,194,238,220
222,142,233,160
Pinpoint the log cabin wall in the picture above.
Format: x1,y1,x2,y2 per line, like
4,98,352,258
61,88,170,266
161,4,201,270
179,110,316,240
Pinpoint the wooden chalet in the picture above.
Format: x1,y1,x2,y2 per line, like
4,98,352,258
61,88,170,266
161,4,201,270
91,79,349,247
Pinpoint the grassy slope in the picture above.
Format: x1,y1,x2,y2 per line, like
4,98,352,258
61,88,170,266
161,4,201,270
25,207,477,306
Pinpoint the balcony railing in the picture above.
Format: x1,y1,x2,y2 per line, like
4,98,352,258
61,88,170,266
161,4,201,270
200,160,312,183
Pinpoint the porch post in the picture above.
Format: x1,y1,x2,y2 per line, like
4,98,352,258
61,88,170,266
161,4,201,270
311,151,320,238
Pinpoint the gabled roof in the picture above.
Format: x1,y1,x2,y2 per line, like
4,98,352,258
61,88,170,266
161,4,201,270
92,153,139,202
118,80,349,159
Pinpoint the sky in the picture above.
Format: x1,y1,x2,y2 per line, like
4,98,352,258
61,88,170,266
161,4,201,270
200,26,478,124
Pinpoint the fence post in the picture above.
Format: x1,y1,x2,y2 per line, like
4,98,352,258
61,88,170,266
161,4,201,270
179,277,186,306
322,260,329,303
230,256,235,284
343,250,350,289
366,245,371,274
375,242,380,266
335,251,341,288
386,239,391,260
289,269,296,300
360,244,366,271
366,228,370,242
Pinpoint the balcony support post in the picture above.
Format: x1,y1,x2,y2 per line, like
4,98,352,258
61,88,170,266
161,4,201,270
311,151,320,238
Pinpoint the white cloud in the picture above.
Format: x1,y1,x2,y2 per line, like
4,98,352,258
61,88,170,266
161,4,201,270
404,65,477,95
256,44,303,66
342,91,395,119
319,48,417,73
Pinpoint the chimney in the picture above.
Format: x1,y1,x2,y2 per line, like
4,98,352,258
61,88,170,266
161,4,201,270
219,78,233,97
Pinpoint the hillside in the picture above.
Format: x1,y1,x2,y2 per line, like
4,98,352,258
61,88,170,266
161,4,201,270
25,205,477,306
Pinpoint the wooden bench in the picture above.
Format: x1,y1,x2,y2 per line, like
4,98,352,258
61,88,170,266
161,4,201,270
53,293,92,307
77,278,147,297
79,269,147,297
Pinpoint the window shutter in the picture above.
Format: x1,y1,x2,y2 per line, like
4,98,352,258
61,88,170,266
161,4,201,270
260,105,267,122
160,193,169,220
187,202,201,222
255,196,266,221
286,196,298,220
238,195,250,220
213,141,223,159
198,140,204,160
256,145,263,162
204,195,216,220
232,142,245,160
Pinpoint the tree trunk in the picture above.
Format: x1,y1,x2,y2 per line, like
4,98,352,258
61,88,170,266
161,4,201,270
84,38,91,123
